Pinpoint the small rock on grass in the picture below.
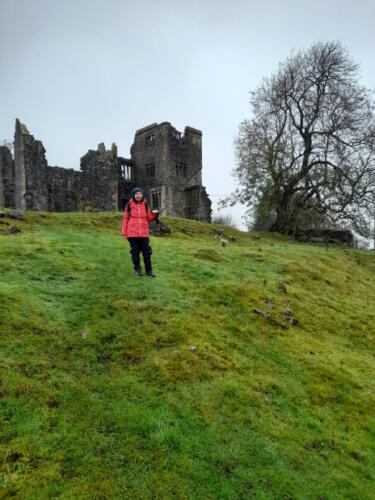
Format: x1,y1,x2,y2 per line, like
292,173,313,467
186,345,197,351
253,308,288,329
81,332,88,339
266,298,273,310
253,308,268,318
280,309,293,317
3,225,20,235
7,210,25,220
171,350,181,355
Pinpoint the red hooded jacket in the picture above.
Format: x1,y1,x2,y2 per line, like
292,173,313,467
121,199,157,238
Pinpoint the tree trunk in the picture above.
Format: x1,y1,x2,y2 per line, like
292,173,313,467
271,202,294,234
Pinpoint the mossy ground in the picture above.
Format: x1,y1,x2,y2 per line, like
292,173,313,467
0,211,375,499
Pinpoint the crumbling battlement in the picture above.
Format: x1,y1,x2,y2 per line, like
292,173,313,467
0,119,211,222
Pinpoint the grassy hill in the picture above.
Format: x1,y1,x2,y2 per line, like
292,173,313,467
0,211,374,499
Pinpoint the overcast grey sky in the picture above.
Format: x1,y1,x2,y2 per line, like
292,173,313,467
1,0,374,227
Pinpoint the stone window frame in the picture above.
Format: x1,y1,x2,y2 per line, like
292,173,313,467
175,163,187,177
186,189,200,209
172,129,181,140
152,191,161,209
191,134,201,151
121,164,132,180
146,163,156,178
145,133,155,147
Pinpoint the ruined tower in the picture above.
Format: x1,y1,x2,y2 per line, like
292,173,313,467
130,122,211,221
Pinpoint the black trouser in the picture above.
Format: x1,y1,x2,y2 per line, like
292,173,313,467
128,237,152,272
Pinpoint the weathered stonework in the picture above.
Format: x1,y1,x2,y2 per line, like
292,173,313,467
46,166,81,212
131,122,211,221
80,143,119,211
14,119,48,210
0,146,15,208
0,119,211,222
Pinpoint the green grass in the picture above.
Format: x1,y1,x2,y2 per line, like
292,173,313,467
1,210,375,499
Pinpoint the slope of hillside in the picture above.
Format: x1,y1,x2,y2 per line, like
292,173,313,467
1,211,374,499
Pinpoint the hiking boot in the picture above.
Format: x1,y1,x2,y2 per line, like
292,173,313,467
134,268,143,277
146,269,156,277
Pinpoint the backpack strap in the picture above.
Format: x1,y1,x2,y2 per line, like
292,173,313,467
126,200,149,215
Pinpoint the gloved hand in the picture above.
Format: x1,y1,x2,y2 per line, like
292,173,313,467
152,210,160,224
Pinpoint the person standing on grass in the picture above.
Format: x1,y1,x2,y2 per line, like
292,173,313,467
122,187,158,277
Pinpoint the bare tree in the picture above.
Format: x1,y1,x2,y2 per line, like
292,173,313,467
228,41,375,235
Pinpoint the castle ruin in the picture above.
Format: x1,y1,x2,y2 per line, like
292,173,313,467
0,119,212,222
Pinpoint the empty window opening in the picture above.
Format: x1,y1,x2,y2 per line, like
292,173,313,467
152,192,161,209
145,133,155,146
121,164,132,180
176,163,187,177
172,130,181,140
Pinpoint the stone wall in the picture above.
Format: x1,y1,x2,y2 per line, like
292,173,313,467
0,146,15,208
185,185,212,222
166,123,192,218
80,143,118,211
14,119,48,210
47,166,81,211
